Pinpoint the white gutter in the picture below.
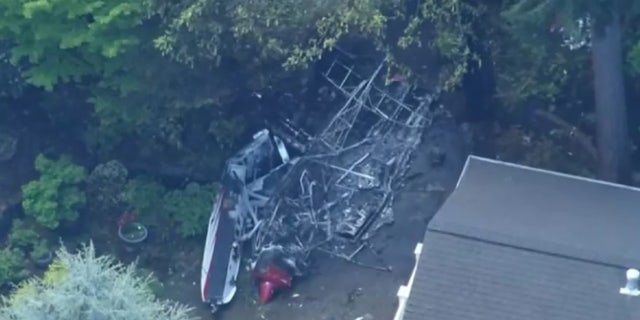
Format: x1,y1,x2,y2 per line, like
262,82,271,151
393,242,423,320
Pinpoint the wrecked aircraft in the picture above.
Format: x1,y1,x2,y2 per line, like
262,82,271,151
200,57,445,312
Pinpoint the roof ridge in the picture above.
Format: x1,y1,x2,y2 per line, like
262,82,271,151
466,155,640,193
427,227,628,270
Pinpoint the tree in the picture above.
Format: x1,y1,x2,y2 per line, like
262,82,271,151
150,0,394,68
0,242,197,320
0,0,145,91
503,0,638,182
591,8,630,183
149,0,486,98
630,41,640,74
0,0,232,157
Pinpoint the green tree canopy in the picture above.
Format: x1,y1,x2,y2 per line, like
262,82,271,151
0,0,145,90
150,0,396,68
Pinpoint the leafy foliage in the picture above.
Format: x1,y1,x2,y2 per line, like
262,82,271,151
22,154,87,229
0,0,145,90
152,0,396,68
125,176,216,238
85,44,233,154
29,240,51,261
0,41,25,98
502,0,588,31
135,268,165,297
502,0,640,40
501,0,638,182
0,0,227,157
163,182,217,238
489,19,589,107
7,220,40,249
398,0,483,90
495,0,640,107
86,160,129,215
152,0,488,92
488,0,596,107
0,247,28,287
0,242,197,320
0,0,483,159
125,176,168,220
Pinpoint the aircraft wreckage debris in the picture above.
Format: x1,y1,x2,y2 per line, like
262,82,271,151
200,57,447,312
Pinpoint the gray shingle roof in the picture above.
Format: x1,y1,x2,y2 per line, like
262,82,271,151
404,156,640,320
404,231,640,320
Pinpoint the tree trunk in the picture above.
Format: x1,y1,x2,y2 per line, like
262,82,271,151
591,11,630,183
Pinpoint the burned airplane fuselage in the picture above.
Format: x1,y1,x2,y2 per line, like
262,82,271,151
200,129,293,310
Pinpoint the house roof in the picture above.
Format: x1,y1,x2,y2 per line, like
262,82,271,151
403,156,640,320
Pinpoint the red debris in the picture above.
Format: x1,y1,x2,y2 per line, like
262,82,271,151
259,281,275,303
254,263,292,304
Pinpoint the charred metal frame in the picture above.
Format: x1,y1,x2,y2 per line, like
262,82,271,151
246,58,441,272
202,57,444,311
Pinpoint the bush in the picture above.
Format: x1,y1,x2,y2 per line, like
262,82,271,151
0,247,28,287
29,240,51,262
135,268,165,297
125,176,167,220
0,242,197,320
7,219,39,249
21,154,87,229
86,160,129,215
125,177,217,238
163,182,217,238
